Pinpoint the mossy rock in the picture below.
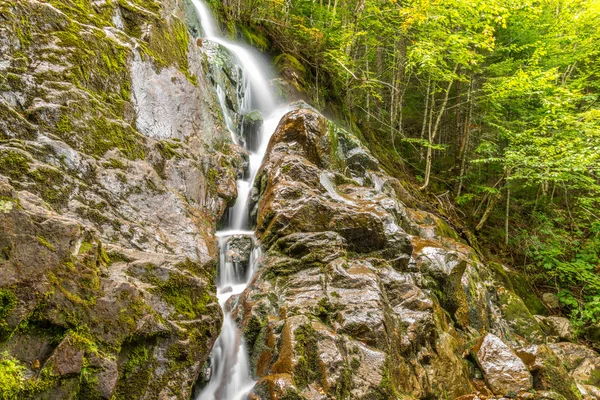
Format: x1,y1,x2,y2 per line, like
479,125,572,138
489,263,547,316
240,25,270,52
532,345,582,400
497,287,544,343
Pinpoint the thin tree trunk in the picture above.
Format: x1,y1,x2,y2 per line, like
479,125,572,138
420,64,458,190
391,38,407,153
419,78,431,161
366,43,370,122
505,177,510,245
476,194,500,231
457,75,474,197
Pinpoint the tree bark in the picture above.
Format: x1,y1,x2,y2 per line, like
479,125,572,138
419,78,431,161
456,75,474,197
420,64,459,191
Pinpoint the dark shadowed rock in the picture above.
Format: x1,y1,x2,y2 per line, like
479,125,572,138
242,110,263,152
225,234,254,280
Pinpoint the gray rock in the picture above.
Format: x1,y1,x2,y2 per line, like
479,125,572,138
543,292,560,309
536,315,574,341
45,335,84,376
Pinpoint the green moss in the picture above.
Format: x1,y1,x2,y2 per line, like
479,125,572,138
28,166,72,208
0,150,73,209
122,0,161,14
141,16,196,84
244,315,263,353
334,365,353,399
36,236,56,252
156,141,181,161
46,0,114,26
433,218,460,240
240,25,269,52
115,339,154,399
144,266,214,320
314,297,341,325
274,54,306,75
508,270,547,316
292,324,322,390
75,206,113,228
498,288,544,342
0,353,25,399
207,168,219,193
124,345,149,376
279,390,305,400
56,115,73,134
84,116,145,160
67,327,101,356
0,289,17,341
533,346,582,400
0,151,30,179
102,158,127,170
362,365,398,400
78,242,94,255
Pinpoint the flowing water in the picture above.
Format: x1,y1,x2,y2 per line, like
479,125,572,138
191,1,290,399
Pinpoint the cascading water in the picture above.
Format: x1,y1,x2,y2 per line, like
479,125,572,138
192,1,290,399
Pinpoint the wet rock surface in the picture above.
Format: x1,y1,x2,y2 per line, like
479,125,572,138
475,333,533,395
0,0,241,398
233,108,600,399
224,234,254,281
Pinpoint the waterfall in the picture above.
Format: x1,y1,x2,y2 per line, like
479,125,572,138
192,1,290,399
191,0,275,113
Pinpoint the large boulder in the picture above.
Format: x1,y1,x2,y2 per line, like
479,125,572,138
517,344,582,399
236,109,477,398
475,333,533,396
234,107,600,399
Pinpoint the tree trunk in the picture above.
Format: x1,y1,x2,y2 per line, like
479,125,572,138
366,43,370,122
420,64,458,190
456,75,474,197
505,180,510,245
419,78,431,161
476,193,501,231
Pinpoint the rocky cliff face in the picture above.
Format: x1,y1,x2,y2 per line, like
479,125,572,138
227,107,600,399
0,0,242,398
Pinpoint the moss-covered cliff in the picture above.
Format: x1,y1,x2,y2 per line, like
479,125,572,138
0,0,241,398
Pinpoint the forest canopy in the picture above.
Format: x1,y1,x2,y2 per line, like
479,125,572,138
209,0,600,331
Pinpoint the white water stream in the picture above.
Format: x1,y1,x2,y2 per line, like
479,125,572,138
192,1,290,399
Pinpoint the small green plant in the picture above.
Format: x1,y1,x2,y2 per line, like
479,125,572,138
0,353,25,399
527,216,600,332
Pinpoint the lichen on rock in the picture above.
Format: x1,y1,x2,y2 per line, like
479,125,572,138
0,0,242,398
